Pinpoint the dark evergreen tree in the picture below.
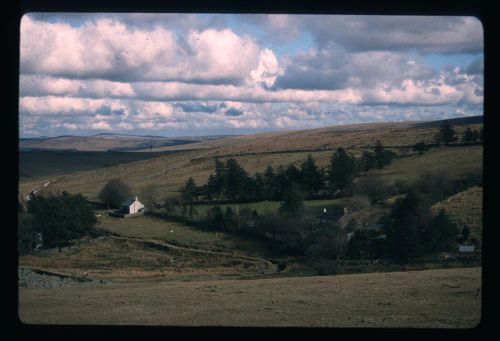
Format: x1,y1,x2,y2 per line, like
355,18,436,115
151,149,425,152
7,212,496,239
427,209,459,252
205,174,218,202
212,158,227,201
373,140,396,169
263,164,277,200
224,158,251,202
27,192,97,249
279,182,305,220
434,120,458,145
386,190,432,263
253,172,265,201
299,154,323,197
360,150,377,171
181,177,197,219
284,164,302,186
328,147,357,194
274,165,287,200
461,126,474,143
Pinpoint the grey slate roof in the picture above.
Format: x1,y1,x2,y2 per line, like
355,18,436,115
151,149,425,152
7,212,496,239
122,197,139,206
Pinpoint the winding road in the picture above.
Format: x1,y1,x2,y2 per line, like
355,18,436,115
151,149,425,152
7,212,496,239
24,178,57,201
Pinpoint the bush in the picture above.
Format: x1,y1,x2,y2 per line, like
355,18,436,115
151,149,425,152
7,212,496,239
314,259,340,276
206,206,225,228
413,141,432,154
27,191,97,249
355,176,393,204
414,172,455,203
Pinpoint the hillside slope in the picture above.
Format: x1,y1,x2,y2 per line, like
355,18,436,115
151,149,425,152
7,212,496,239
20,118,483,201
31,144,482,202
432,186,483,242
19,133,224,152
19,267,481,327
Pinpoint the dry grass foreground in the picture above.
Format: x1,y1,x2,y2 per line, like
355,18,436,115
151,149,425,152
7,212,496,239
18,267,481,327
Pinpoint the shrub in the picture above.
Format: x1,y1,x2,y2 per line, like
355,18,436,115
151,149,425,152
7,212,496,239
314,259,340,276
355,176,393,204
413,141,432,155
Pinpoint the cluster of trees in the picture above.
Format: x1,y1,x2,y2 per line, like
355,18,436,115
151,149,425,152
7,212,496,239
183,141,396,206
196,168,478,265
385,190,460,263
19,192,98,252
434,121,483,146
359,141,397,172
461,126,483,144
412,121,483,155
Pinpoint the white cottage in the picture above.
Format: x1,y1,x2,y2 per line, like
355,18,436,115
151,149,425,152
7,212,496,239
122,196,145,214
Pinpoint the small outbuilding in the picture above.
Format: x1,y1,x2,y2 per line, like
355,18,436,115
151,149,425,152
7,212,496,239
121,196,145,214
458,245,475,253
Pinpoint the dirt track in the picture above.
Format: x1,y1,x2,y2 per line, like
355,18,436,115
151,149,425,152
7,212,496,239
110,235,278,277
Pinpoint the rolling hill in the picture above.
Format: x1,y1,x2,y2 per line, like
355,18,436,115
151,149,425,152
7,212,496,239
19,133,229,152
24,117,483,202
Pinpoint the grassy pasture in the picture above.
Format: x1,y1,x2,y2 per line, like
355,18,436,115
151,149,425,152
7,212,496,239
432,186,483,242
18,236,267,283
357,145,483,185
18,267,481,327
148,120,482,154
20,118,482,203
19,150,175,180
27,144,482,204
96,215,273,258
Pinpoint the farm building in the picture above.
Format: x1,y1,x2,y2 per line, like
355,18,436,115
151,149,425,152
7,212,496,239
121,196,145,214
458,245,475,253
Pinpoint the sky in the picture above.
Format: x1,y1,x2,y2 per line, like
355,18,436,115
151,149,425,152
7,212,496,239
19,13,484,137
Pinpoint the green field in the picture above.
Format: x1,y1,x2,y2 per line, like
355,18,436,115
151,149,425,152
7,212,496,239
96,214,273,258
191,198,352,221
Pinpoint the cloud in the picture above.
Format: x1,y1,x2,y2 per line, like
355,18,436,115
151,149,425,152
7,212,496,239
89,120,112,130
19,96,131,116
19,14,484,138
62,123,79,130
277,15,484,54
21,15,275,87
275,49,436,90
241,14,301,44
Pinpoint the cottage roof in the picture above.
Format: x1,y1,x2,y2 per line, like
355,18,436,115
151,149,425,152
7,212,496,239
122,196,140,206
